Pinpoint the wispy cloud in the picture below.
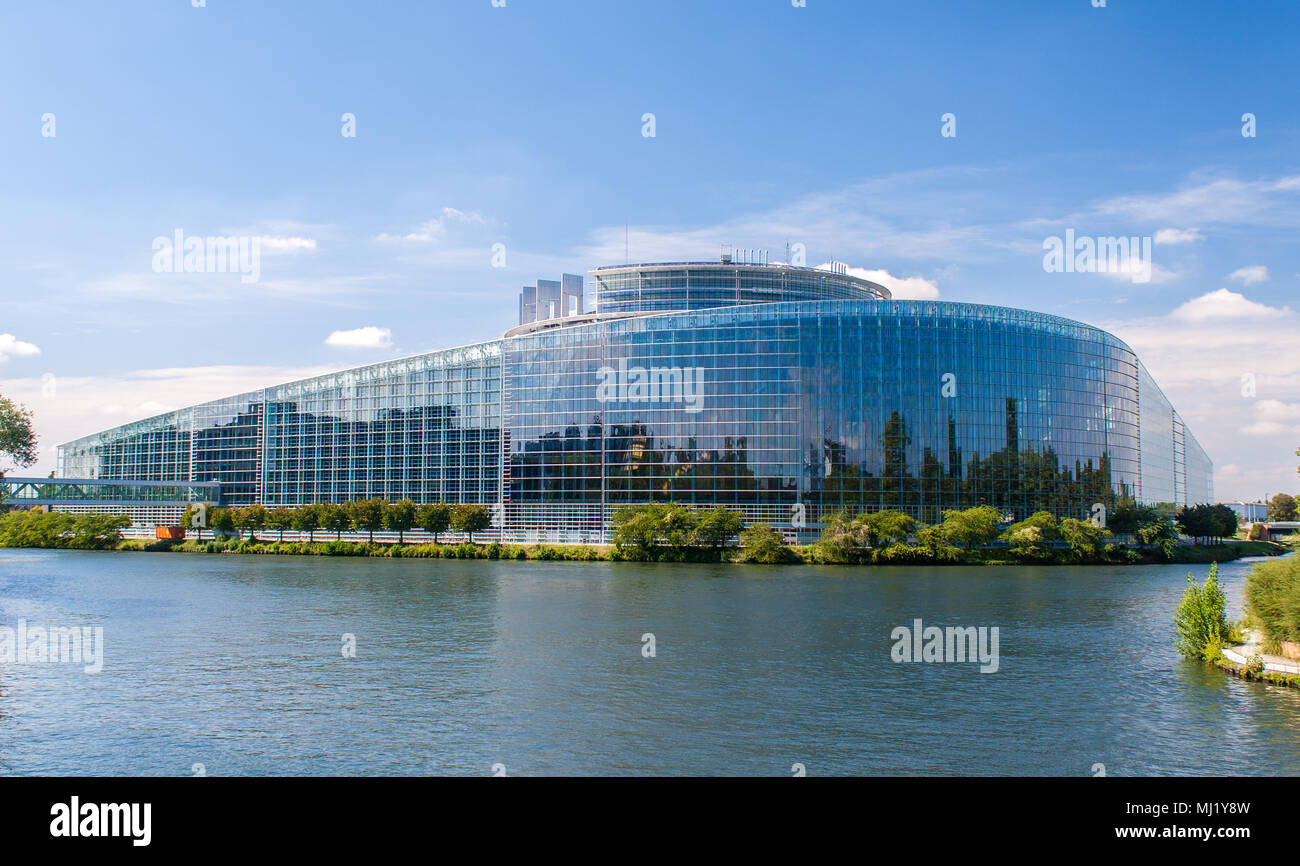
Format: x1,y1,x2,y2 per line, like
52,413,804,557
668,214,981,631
376,207,488,243
1154,227,1202,245
1228,265,1269,285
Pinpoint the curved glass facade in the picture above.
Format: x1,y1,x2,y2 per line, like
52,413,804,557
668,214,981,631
56,263,1212,542
590,262,889,314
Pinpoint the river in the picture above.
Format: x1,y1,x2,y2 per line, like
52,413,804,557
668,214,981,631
0,549,1296,775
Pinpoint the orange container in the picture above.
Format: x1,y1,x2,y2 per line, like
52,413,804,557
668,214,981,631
155,526,186,540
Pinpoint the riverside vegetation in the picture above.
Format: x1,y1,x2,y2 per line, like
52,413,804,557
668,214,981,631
0,498,1287,566
1174,552,1300,688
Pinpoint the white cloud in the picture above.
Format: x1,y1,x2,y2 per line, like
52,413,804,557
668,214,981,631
1099,292,1300,500
0,334,41,363
377,208,487,243
1095,174,1300,226
817,264,940,299
1168,288,1286,322
1228,265,1269,285
325,326,393,349
1154,227,1203,245
255,236,317,253
1095,256,1179,284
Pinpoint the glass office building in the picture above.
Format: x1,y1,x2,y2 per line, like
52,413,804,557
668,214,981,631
56,260,1212,542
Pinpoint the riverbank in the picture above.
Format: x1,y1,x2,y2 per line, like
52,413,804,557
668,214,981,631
1216,648,1300,689
98,535,1290,566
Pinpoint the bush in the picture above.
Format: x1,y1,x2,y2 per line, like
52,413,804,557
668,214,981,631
1244,555,1300,649
1173,563,1229,661
738,523,798,564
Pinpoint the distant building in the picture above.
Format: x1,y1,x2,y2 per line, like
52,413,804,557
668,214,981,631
1221,501,1270,522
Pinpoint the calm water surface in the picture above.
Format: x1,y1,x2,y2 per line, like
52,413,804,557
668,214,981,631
1,549,1297,776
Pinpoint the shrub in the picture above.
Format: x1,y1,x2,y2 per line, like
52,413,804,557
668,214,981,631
1173,563,1229,661
738,523,798,564
1244,555,1300,649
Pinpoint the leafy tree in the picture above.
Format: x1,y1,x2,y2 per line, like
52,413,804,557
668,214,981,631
1176,503,1237,543
916,523,958,561
610,502,701,560
860,510,917,547
267,508,294,541
1267,493,1297,522
450,503,492,543
1108,500,1167,535
384,499,417,544
1059,517,1107,561
291,503,322,542
738,522,797,564
210,506,237,539
938,505,1002,549
236,504,268,541
1136,512,1179,560
180,504,205,541
811,510,870,563
69,513,130,549
416,502,451,543
348,498,386,543
691,505,743,550
611,504,665,559
1000,511,1059,559
320,502,350,540
0,509,71,547
0,395,38,473
1173,563,1229,662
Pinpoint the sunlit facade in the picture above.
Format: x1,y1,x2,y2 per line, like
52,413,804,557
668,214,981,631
56,261,1212,542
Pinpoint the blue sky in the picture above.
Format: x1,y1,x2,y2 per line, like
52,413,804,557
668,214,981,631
2,0,1298,500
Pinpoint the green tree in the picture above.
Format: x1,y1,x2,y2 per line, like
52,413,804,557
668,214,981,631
916,523,958,561
180,504,204,542
1136,512,1179,560
0,509,72,547
1059,517,1107,561
236,504,268,541
210,506,237,539
267,508,294,541
68,513,130,549
611,504,664,559
860,510,918,547
691,505,743,551
291,504,322,542
1000,511,1060,560
0,395,38,473
384,499,417,544
1109,500,1166,535
1266,493,1297,522
738,522,797,563
348,498,386,543
416,502,451,543
320,502,350,540
811,510,870,563
939,505,1002,549
1173,563,1229,662
450,503,492,544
